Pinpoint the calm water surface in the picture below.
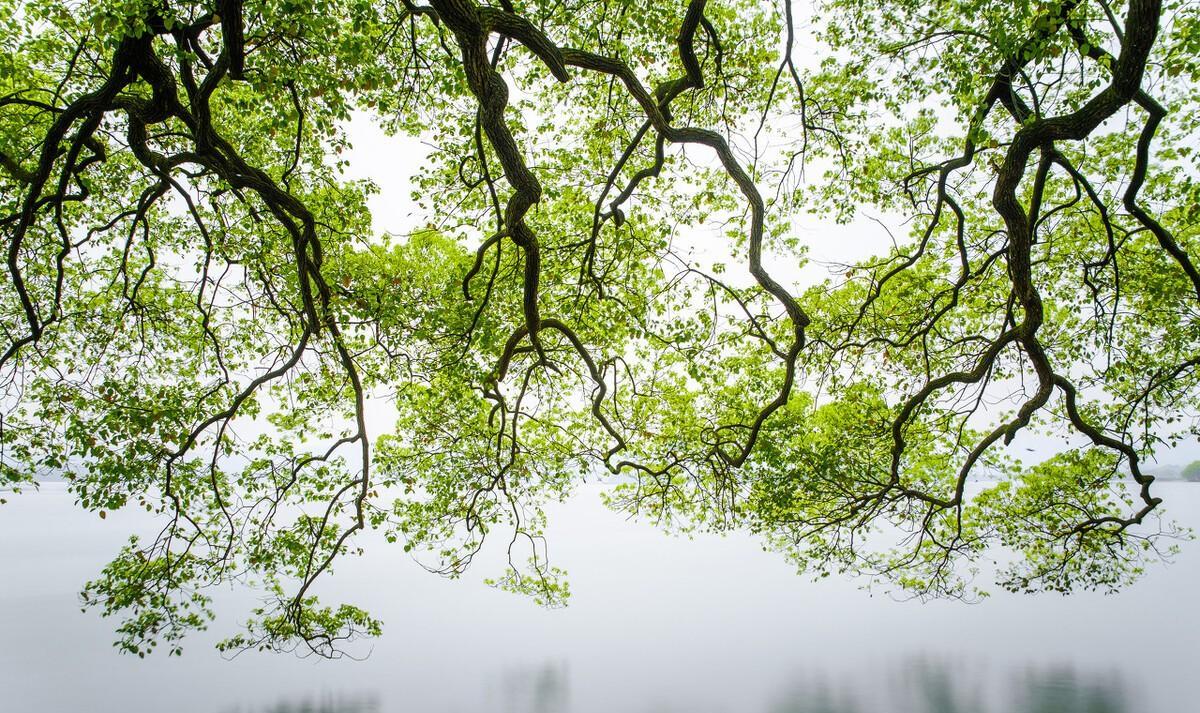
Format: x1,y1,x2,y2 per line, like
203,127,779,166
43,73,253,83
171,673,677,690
1,483,1197,713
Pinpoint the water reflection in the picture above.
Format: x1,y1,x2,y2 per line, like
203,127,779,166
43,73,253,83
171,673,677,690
222,693,381,713
209,660,1133,713
1011,666,1129,713
764,657,1127,713
767,677,859,713
497,661,569,713
224,659,1130,713
899,657,985,713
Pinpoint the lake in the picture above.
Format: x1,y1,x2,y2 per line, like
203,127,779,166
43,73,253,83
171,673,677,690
1,482,1197,713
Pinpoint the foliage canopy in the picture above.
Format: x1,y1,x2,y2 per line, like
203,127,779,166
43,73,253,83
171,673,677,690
1,0,1198,655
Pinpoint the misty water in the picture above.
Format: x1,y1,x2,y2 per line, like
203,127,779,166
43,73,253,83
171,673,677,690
1,482,1197,713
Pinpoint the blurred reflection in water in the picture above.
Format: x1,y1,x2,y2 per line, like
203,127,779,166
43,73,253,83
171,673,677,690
895,656,983,713
497,661,569,713
768,676,860,713
211,653,1133,713
765,656,1128,713
1011,666,1128,713
222,693,381,713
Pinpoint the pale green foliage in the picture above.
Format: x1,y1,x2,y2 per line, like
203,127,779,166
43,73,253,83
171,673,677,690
0,0,1196,656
